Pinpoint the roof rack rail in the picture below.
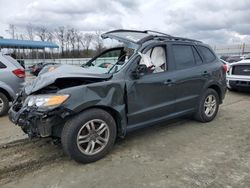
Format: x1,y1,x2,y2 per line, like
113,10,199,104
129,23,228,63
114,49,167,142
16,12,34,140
144,30,202,43
145,30,173,37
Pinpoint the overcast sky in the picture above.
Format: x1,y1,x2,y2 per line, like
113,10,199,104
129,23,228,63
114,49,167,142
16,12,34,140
0,0,250,45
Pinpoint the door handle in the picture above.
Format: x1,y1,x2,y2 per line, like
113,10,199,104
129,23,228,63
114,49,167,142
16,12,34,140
163,79,174,86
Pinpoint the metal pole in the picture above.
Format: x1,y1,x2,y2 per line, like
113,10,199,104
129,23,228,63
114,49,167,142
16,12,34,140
242,43,245,55
36,48,38,64
43,48,45,61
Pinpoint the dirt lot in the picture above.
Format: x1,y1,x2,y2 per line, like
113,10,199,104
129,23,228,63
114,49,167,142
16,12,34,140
0,91,249,188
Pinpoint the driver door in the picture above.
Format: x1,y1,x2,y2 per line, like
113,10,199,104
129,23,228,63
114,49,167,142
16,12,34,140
126,45,176,130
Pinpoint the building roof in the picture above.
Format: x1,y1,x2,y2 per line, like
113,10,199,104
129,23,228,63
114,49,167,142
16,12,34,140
0,38,59,49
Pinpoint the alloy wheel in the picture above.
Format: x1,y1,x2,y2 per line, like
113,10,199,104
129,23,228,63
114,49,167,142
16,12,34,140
204,94,217,117
77,119,110,156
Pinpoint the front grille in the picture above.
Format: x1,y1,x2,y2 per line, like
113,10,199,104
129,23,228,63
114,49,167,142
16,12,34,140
232,65,250,76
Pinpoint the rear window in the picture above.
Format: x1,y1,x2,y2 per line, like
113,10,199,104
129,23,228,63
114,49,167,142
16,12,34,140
172,45,195,69
0,61,7,69
198,46,216,63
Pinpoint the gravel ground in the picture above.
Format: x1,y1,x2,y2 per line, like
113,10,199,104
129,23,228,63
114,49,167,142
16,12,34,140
0,91,249,188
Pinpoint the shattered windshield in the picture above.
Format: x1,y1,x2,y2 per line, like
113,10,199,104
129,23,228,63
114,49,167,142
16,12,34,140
82,47,135,74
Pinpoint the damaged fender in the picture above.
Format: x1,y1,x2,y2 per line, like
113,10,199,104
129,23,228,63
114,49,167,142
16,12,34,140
58,80,127,136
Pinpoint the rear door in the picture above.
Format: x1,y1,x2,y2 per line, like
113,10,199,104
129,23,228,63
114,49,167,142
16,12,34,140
169,43,207,112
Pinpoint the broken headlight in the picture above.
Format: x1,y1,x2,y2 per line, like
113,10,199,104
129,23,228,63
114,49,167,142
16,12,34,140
25,94,70,108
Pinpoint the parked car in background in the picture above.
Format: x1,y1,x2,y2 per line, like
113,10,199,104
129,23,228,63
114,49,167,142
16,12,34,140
227,59,250,91
17,59,25,69
243,54,250,60
220,55,230,62
0,52,25,116
226,55,243,63
29,62,58,76
4,53,25,69
9,29,227,163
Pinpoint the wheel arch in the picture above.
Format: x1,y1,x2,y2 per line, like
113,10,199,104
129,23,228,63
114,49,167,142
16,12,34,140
0,87,12,101
207,84,223,104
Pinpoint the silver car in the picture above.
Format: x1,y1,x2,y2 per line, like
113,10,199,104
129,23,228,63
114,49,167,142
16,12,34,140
0,52,25,116
227,59,250,91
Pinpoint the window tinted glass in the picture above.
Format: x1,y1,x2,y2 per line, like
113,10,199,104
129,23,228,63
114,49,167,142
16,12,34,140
192,47,203,65
172,45,195,69
0,61,7,69
198,46,216,63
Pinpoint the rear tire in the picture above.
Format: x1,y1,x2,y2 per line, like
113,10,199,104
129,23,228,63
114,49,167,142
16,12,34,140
61,108,117,163
0,92,9,116
194,89,219,122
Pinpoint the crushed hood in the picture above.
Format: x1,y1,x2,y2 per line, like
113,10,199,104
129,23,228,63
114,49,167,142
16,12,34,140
25,65,112,95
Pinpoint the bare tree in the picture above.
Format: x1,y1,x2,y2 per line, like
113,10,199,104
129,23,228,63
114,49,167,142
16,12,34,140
19,34,25,40
75,31,83,57
69,28,76,56
6,24,16,39
82,33,94,56
26,24,34,40
36,26,47,41
46,31,54,42
55,26,65,57
93,31,104,54
65,29,71,56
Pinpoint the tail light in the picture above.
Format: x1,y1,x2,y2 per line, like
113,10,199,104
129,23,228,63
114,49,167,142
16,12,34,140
222,64,228,73
12,69,25,78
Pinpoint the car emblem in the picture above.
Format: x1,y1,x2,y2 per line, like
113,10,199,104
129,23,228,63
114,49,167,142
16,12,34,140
243,69,250,72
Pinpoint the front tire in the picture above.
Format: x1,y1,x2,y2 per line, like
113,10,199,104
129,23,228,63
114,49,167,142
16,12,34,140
0,92,9,116
195,89,219,122
61,108,117,163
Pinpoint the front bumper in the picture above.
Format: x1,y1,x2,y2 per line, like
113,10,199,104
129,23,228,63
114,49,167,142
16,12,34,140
9,104,72,138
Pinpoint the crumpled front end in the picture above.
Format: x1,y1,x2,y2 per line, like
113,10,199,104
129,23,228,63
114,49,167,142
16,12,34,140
9,91,73,138
8,64,128,138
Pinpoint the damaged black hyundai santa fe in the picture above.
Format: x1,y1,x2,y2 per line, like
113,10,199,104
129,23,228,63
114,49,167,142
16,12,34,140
9,30,227,163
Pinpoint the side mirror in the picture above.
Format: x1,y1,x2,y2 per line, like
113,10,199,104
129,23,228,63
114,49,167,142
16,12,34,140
132,64,147,79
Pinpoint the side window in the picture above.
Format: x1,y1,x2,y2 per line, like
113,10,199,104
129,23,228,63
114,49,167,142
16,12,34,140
198,46,216,63
172,45,195,70
139,46,167,74
0,61,7,69
192,47,203,65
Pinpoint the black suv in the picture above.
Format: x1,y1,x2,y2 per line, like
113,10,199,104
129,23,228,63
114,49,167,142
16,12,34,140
9,30,227,163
